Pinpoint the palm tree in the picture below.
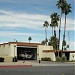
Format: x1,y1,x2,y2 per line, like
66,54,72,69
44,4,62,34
62,3,71,51
50,23,54,36
50,13,60,37
43,21,49,45
48,36,59,50
62,40,66,50
63,3,71,40
56,0,66,50
28,37,32,43
41,40,46,45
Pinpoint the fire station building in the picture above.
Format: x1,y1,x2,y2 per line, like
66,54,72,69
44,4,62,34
0,42,55,62
0,42,75,62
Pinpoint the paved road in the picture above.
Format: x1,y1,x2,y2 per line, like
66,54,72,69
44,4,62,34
0,65,75,75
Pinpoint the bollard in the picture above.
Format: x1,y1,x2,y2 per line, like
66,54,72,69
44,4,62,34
39,58,41,63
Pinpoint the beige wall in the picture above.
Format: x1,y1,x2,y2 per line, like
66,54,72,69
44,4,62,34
10,44,17,57
0,44,17,57
37,45,56,61
0,45,4,55
69,53,75,61
0,44,11,56
0,43,75,62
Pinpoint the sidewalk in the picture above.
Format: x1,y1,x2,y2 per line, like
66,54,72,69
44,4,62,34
0,60,75,68
0,61,32,68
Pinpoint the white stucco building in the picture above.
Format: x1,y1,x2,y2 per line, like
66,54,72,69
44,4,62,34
0,42,75,62
0,42,55,62
69,53,75,61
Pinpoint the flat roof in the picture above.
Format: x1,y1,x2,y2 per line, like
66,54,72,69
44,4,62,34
55,50,75,53
42,50,75,53
0,42,41,47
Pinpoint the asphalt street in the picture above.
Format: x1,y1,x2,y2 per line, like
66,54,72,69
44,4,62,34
0,65,75,75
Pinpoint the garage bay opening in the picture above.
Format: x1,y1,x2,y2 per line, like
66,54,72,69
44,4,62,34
17,46,37,60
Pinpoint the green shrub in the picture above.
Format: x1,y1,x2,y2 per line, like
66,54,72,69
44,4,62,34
70,60,75,62
61,56,67,62
41,57,51,61
56,56,61,62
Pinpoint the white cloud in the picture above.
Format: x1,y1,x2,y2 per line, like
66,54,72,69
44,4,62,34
0,41,8,44
0,10,74,30
0,10,50,29
69,41,75,50
61,18,75,30
0,31,42,37
0,0,52,4
0,31,44,43
0,0,22,4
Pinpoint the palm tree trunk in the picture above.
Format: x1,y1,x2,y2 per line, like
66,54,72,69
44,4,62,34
54,27,56,37
52,27,53,36
64,14,66,40
62,14,66,52
45,27,47,46
63,14,66,43
59,9,62,50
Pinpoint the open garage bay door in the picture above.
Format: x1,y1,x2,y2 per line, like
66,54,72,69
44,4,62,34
17,46,37,60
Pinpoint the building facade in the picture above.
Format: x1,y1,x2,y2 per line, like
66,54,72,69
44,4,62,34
0,42,55,62
0,42,75,62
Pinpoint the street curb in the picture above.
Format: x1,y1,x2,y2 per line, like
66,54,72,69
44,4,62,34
0,65,32,68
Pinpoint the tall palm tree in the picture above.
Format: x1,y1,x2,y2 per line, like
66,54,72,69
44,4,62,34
62,3,71,51
48,36,59,50
41,40,46,45
28,37,32,43
63,3,71,40
56,0,66,50
43,21,49,45
50,23,54,36
50,13,60,37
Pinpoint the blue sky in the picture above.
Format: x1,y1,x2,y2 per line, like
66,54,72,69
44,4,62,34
0,0,75,50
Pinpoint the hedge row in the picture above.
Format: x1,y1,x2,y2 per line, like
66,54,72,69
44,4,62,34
41,57,51,61
56,56,67,62
41,56,67,62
